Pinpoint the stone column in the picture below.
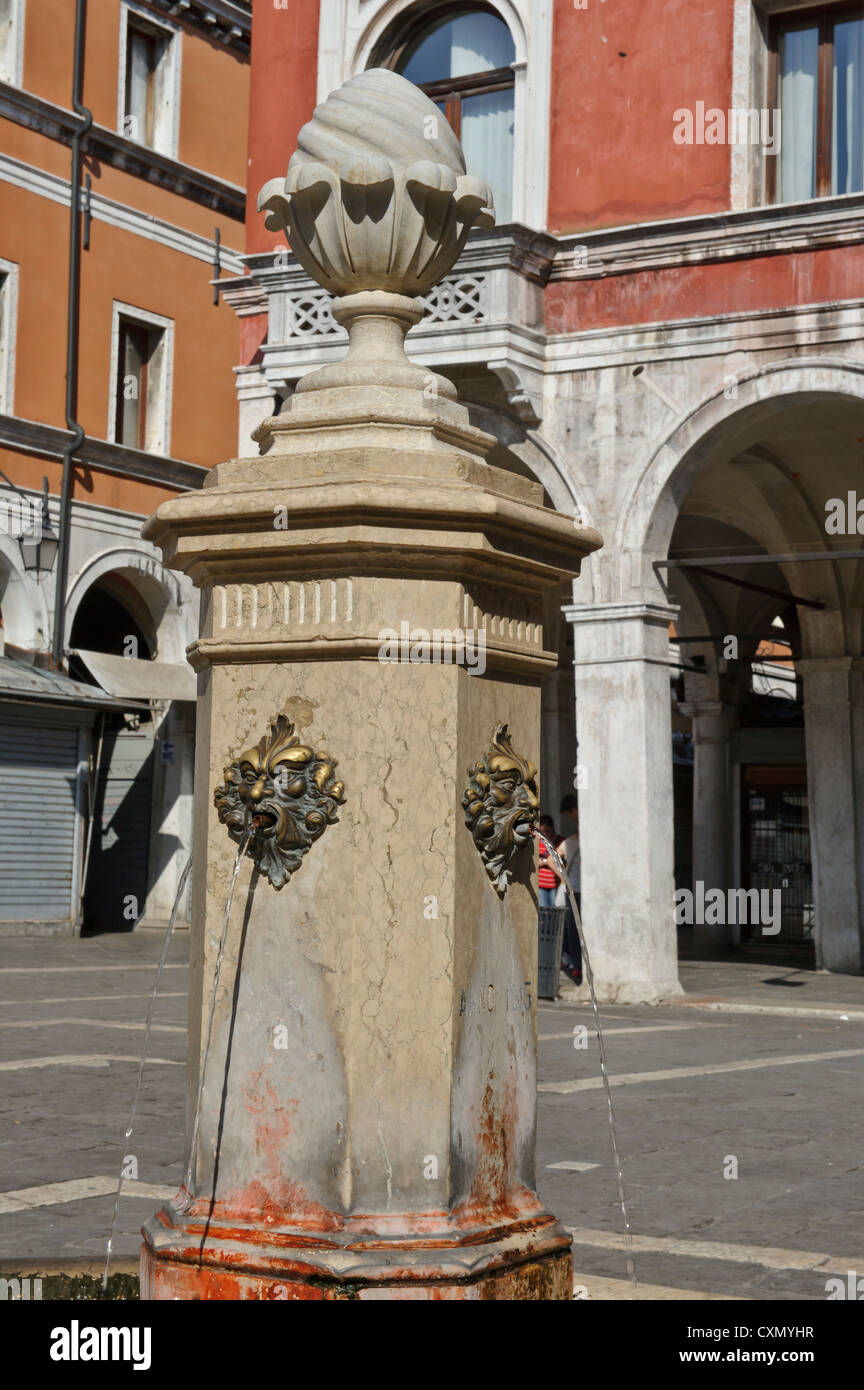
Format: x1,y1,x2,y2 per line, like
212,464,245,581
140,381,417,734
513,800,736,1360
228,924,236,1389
853,658,864,939
678,696,732,949
564,599,681,1003
140,69,601,1299
798,656,864,973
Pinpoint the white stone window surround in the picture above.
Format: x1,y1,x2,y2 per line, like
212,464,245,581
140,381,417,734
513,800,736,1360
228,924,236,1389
117,0,182,160
0,0,26,87
0,254,19,414
107,300,174,457
316,0,553,232
732,0,863,211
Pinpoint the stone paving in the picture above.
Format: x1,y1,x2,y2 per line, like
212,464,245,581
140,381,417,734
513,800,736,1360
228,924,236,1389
0,932,862,1300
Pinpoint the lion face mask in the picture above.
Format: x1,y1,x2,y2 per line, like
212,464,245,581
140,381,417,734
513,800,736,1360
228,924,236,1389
214,714,345,889
462,724,539,893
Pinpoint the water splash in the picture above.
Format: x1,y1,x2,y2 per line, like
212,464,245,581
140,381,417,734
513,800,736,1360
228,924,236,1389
103,854,193,1290
181,828,253,1205
537,830,638,1294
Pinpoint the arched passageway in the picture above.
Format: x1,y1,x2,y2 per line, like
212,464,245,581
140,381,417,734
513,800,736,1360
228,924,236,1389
569,366,864,998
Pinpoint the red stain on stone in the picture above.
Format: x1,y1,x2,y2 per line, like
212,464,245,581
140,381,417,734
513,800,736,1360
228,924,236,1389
212,1068,340,1230
452,1063,535,1230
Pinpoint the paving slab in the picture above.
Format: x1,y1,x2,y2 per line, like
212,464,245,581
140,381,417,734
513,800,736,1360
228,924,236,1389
0,933,861,1300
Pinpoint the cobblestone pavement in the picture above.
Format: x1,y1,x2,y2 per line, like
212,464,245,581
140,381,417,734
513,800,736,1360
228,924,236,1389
0,933,861,1300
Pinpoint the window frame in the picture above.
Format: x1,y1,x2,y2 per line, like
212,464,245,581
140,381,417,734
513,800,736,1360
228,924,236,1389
108,302,174,457
117,0,181,159
0,0,25,87
0,256,18,415
767,0,864,202
323,0,550,229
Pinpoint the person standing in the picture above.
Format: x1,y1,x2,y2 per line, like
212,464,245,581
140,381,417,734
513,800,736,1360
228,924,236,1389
537,814,559,907
556,795,582,985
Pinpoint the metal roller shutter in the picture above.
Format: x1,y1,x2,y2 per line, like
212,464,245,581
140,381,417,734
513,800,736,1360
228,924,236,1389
83,722,154,930
0,718,81,921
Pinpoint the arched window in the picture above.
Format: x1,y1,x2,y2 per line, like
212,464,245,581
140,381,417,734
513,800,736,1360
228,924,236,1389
383,6,516,223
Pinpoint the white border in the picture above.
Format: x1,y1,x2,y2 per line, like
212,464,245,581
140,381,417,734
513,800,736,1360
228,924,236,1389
107,300,174,456
317,0,552,230
0,0,25,87
117,0,182,159
0,254,19,413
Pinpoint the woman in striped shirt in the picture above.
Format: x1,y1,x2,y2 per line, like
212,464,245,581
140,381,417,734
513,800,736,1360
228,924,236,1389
537,814,560,907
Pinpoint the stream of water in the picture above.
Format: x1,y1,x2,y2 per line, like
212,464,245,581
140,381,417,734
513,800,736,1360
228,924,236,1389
180,829,252,1205
537,829,638,1293
102,854,193,1290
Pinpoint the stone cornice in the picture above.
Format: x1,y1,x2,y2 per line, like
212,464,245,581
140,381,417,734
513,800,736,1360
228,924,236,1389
218,277,268,317
1,152,243,270
0,82,245,220
552,194,864,282
546,297,864,368
137,0,250,53
186,634,559,678
238,196,864,316
0,413,207,491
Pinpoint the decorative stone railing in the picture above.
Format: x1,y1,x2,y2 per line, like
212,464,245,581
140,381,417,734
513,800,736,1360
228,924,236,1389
279,272,488,341
222,225,557,444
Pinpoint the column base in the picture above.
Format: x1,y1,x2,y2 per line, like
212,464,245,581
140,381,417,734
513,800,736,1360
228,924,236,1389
141,1201,573,1301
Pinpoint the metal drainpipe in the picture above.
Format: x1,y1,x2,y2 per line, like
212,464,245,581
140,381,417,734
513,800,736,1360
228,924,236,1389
51,0,92,670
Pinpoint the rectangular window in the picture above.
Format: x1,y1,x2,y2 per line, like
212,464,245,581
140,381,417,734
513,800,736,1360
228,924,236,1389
112,312,171,455
118,6,179,156
770,4,864,201
125,22,168,148
0,0,24,86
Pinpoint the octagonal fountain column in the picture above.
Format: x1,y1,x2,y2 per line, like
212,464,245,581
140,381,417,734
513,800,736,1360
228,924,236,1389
140,68,601,1300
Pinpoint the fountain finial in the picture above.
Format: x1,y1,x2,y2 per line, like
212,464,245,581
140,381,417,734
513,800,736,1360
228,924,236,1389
252,69,496,446
257,67,494,296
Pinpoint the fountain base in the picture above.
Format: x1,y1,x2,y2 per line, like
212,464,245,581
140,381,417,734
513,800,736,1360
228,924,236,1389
141,1203,573,1300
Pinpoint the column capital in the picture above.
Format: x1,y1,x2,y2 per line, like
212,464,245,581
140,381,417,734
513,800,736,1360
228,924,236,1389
678,700,729,721
563,599,678,669
562,599,678,627
798,655,856,707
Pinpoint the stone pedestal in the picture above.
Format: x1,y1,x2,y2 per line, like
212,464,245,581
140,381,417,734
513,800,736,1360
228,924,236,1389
140,288,600,1298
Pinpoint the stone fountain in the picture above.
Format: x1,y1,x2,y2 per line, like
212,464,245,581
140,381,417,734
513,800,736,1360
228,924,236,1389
140,67,601,1300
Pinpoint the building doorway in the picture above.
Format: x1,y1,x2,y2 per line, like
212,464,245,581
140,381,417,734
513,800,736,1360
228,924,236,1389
741,766,814,952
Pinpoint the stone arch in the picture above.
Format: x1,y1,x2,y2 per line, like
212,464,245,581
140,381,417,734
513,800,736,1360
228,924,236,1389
617,357,864,603
462,399,590,519
357,0,528,72
63,546,190,663
0,532,47,652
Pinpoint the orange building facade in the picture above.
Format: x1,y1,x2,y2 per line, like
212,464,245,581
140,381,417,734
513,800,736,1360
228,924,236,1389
0,0,249,934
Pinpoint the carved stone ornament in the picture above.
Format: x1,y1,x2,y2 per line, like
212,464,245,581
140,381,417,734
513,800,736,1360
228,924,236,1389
462,724,539,893
214,715,345,890
257,67,494,296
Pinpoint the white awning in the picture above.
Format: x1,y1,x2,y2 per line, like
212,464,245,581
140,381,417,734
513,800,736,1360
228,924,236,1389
73,649,197,702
